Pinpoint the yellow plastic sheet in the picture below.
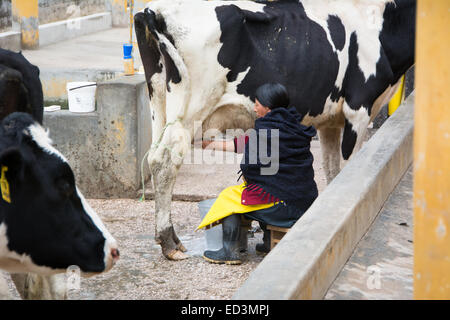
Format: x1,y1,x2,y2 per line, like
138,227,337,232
388,75,405,115
196,183,277,230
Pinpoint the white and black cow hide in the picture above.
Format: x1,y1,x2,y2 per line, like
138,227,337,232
134,0,416,260
0,113,119,299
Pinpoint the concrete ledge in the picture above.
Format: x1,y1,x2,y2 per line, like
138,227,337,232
40,68,119,104
44,74,152,198
0,30,20,52
233,93,415,300
39,12,112,47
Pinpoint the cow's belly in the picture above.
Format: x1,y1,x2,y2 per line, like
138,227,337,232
301,77,403,130
370,79,403,122
185,77,399,138
302,96,346,130
202,104,255,137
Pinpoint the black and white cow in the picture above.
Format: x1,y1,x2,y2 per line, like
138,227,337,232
0,49,119,298
0,49,44,124
134,0,416,260
0,113,119,289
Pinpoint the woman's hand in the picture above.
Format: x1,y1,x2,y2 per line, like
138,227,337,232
201,139,235,152
202,140,213,149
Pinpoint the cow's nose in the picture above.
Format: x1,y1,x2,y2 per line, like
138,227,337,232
111,248,120,261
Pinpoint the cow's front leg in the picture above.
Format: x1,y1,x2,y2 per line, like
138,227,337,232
1,272,12,299
149,121,189,260
151,154,187,260
318,127,342,183
11,273,67,300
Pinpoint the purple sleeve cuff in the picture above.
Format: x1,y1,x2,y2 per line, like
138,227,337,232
234,135,248,154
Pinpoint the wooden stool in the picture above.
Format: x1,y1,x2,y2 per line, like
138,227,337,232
267,225,291,249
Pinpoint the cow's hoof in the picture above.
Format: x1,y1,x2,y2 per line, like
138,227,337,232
167,249,189,261
176,242,187,253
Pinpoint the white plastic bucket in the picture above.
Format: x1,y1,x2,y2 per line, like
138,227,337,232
198,199,248,252
198,199,223,251
67,82,97,113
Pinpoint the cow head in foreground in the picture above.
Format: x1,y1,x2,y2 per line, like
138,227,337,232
135,0,415,260
0,113,119,276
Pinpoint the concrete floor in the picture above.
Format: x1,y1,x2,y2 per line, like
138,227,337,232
325,166,414,300
22,27,142,72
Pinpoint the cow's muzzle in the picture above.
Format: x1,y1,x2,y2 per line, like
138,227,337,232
104,243,120,272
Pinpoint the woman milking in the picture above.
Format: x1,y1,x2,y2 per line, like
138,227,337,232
197,83,318,265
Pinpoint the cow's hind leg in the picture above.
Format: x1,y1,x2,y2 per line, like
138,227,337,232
341,103,371,164
149,121,190,260
318,127,342,183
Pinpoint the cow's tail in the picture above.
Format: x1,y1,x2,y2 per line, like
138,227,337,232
135,8,191,186
135,8,191,122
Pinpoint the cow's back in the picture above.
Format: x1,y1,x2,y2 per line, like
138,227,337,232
0,49,44,124
143,0,396,130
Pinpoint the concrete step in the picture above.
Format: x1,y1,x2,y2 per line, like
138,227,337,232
325,167,413,300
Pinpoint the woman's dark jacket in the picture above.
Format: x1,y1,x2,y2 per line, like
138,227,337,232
240,106,318,227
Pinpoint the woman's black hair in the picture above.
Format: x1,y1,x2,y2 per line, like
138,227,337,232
255,83,290,110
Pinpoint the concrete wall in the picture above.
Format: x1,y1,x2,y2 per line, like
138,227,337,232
0,0,11,32
39,0,106,24
38,11,112,47
0,0,18,51
41,68,118,106
0,0,119,50
0,29,20,51
43,74,152,198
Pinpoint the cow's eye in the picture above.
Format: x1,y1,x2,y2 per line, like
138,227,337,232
57,179,74,198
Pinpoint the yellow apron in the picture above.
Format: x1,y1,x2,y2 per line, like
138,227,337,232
196,183,277,230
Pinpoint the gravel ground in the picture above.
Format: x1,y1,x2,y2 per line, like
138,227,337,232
70,199,266,300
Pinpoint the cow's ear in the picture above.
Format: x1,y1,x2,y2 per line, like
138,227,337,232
0,147,24,182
